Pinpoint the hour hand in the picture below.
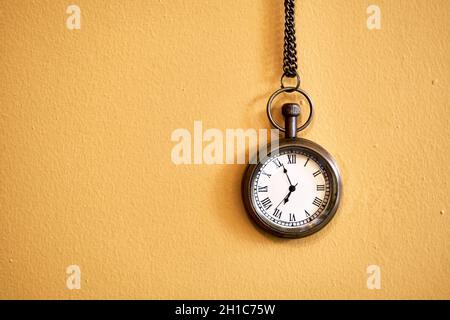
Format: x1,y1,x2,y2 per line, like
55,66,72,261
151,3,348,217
283,183,298,204
275,192,290,209
283,192,291,204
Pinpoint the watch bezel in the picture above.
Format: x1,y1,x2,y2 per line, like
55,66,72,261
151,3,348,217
242,138,342,238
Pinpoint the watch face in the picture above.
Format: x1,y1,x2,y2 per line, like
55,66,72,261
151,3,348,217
242,139,341,238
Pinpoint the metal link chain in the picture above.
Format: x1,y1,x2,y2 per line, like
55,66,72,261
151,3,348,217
267,0,314,134
283,0,298,78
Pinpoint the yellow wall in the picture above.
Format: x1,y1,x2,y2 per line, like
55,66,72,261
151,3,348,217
1,0,449,299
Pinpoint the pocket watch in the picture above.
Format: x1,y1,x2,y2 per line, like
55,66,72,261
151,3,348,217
242,87,342,238
242,0,341,238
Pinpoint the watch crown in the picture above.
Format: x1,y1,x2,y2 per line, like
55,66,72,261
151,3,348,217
282,103,301,117
282,103,300,139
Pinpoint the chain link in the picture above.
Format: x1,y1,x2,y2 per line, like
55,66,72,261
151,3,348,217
283,0,298,78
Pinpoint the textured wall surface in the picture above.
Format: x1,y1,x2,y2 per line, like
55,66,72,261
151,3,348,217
0,0,449,299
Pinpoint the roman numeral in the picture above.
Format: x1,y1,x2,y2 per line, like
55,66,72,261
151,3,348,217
289,213,296,221
258,186,268,192
313,170,321,177
262,171,271,178
304,210,310,217
304,157,310,167
288,154,296,164
274,159,282,168
261,197,272,210
273,208,282,219
316,184,325,191
312,197,322,207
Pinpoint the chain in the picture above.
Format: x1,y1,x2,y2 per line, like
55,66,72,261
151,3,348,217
283,0,298,78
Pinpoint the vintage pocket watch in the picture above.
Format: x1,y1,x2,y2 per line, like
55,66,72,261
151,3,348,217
242,0,341,238
242,86,342,238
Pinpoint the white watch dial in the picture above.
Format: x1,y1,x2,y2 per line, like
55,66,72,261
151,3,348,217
252,149,330,227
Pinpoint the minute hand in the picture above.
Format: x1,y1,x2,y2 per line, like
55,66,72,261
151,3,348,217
282,164,294,186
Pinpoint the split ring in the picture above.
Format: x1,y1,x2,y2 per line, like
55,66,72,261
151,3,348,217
280,71,301,91
266,86,314,133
